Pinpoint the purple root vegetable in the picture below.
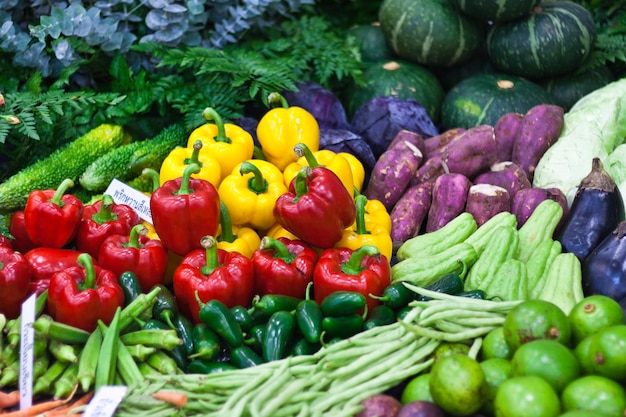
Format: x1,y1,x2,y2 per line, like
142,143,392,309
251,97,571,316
410,155,446,187
440,125,498,180
397,401,446,417
365,144,423,210
465,183,511,226
494,112,524,162
355,394,403,417
424,128,465,159
388,129,427,157
426,173,472,232
473,161,531,204
512,186,568,228
390,181,434,244
512,104,565,181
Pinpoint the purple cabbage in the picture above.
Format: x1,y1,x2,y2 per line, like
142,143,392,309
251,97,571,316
281,82,350,130
320,129,377,187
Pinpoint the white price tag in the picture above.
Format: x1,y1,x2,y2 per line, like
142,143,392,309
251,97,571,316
103,178,153,224
84,386,128,417
19,293,37,410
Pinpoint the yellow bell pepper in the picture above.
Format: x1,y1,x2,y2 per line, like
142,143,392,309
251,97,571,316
339,152,366,193
283,144,355,195
187,107,255,182
264,222,299,240
256,92,320,170
216,202,261,258
360,197,392,234
218,159,288,231
335,194,393,260
159,140,222,189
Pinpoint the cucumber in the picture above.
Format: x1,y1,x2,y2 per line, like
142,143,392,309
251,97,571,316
417,273,465,301
0,124,128,213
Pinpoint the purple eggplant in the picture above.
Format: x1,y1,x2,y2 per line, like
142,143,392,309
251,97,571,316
557,158,625,261
582,220,626,312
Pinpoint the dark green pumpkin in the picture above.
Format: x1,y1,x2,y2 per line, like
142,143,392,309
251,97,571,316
450,0,539,23
346,22,396,64
541,66,614,111
486,1,596,79
378,0,484,68
441,73,555,130
345,60,445,123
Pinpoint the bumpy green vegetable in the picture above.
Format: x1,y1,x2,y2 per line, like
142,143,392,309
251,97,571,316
79,123,188,192
0,124,128,213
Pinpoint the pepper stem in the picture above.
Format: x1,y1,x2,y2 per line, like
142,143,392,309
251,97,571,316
174,163,201,196
340,245,380,276
124,224,147,249
217,202,236,243
294,143,320,168
267,92,289,109
49,178,74,206
77,253,97,290
200,236,219,275
202,107,231,144
141,168,161,192
260,236,295,264
91,194,118,225
354,194,371,236
292,166,312,201
240,161,268,194
183,140,204,167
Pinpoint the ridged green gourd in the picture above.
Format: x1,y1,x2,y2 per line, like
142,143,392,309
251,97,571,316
378,0,484,68
486,1,597,79
0,124,128,213
450,0,539,23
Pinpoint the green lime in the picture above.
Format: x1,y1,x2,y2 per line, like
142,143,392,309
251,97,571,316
503,299,572,352
401,373,434,404
480,358,512,417
568,295,625,345
558,411,612,417
481,327,513,360
429,353,487,416
510,339,580,393
433,342,471,362
579,324,626,383
561,375,626,417
494,375,561,417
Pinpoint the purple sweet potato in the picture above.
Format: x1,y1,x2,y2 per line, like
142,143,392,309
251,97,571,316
388,129,427,157
426,173,472,232
440,125,498,180
410,155,446,187
390,181,434,244
511,186,568,228
365,144,423,211
355,394,402,417
511,104,565,181
424,128,465,159
465,183,511,226
494,112,524,162
473,161,531,204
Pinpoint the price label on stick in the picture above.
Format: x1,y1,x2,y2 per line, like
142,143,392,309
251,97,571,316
84,386,128,417
104,178,153,224
19,293,36,410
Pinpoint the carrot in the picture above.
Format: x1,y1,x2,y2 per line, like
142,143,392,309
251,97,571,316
151,390,188,408
0,390,20,410
0,398,69,416
41,392,93,416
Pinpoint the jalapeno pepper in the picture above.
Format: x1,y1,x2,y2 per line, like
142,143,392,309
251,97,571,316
322,314,364,339
295,283,323,344
262,310,296,362
171,313,195,357
363,305,396,330
245,324,266,353
151,284,178,328
189,323,221,361
249,294,302,321
198,299,244,347
118,271,143,307
230,305,254,333
373,281,417,310
320,291,367,317
230,345,264,368
187,359,238,374
290,338,320,356
141,318,188,371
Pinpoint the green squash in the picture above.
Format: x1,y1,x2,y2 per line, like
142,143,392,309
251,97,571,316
487,1,596,79
378,0,485,68
541,67,614,111
345,60,445,123
441,73,555,130
450,0,539,23
346,22,396,64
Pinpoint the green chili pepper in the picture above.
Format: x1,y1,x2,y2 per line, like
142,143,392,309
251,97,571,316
457,289,488,300
250,294,302,320
290,338,320,356
189,323,221,361
171,313,195,356
262,310,296,362
199,299,244,347
141,318,188,371
295,298,323,344
363,305,397,330
118,271,143,306
151,284,178,328
320,291,367,317
322,314,364,339
373,281,416,310
188,358,238,374
230,345,264,368
396,306,413,321
244,324,266,353
230,305,254,332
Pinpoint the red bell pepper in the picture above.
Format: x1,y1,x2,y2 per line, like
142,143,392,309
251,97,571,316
273,165,356,249
0,233,12,249
10,211,37,253
313,245,391,314
75,194,141,259
251,236,318,298
97,224,168,292
24,178,84,248
0,246,32,319
24,247,89,294
173,236,254,324
150,163,221,257
47,253,124,332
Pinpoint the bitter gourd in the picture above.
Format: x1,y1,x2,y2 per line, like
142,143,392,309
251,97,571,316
79,123,189,193
0,124,128,213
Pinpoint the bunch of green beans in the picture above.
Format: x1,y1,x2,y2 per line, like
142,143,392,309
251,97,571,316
115,284,523,417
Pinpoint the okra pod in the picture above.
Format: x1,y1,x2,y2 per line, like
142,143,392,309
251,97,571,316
119,286,162,332
95,308,122,391
77,327,103,392
33,314,91,344
34,358,70,395
48,339,80,363
125,344,157,361
116,338,144,387
53,361,79,399
120,329,182,351
145,350,181,375
137,362,162,377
